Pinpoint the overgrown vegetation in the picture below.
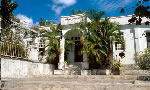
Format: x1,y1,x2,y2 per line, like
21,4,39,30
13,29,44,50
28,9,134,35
74,9,124,69
46,24,61,66
112,60,123,74
0,0,18,39
0,0,29,58
39,18,54,26
135,48,150,70
37,20,62,68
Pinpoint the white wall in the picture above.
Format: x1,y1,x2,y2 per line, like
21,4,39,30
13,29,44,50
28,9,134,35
113,25,135,64
1,58,54,78
113,24,150,65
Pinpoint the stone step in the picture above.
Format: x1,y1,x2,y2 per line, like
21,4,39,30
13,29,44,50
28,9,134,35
1,77,150,90
64,63,82,75
54,70,64,75
35,75,139,80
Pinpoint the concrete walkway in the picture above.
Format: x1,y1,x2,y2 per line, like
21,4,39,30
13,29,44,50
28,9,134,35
1,75,150,90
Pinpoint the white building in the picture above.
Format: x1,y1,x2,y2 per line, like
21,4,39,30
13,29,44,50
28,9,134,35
2,14,147,70
1,14,150,72
58,14,150,70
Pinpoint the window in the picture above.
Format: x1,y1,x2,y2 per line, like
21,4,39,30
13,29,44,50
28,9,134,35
115,32,124,50
71,37,80,41
39,40,45,48
115,42,124,50
146,32,150,48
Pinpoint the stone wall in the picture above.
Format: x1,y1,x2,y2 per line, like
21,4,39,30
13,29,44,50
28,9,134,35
1,58,54,78
120,70,150,75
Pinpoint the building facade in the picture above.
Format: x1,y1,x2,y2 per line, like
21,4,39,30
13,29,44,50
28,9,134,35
58,14,150,70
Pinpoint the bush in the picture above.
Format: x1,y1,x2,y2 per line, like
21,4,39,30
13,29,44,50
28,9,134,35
112,60,123,70
135,48,150,70
112,60,123,75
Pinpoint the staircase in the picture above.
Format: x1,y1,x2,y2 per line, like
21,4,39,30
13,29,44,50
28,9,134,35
1,75,150,90
64,62,82,75
54,62,82,75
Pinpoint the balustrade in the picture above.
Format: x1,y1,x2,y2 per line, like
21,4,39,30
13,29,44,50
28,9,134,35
1,41,27,59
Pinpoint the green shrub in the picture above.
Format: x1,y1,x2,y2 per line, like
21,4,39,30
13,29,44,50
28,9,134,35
135,48,150,70
112,60,123,70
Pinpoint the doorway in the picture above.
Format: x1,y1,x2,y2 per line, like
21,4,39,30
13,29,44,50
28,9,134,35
74,41,83,62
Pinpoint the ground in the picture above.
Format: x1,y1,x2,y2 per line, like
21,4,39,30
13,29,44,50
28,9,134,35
1,75,150,90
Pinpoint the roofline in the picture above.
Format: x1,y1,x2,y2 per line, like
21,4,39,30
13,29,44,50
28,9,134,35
61,13,85,18
109,14,133,19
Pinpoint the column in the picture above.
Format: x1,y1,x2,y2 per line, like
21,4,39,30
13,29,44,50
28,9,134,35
58,36,65,70
82,54,89,70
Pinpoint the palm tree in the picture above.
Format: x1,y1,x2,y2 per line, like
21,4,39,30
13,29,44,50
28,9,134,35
38,22,62,68
77,9,124,69
39,18,53,26
70,8,83,15
86,8,105,22
1,0,18,39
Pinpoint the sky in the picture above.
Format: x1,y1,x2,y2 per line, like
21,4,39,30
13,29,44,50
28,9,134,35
7,0,148,27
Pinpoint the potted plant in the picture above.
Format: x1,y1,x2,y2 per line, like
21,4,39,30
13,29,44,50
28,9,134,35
112,60,123,75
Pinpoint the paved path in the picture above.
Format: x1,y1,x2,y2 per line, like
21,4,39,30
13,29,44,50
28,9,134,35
1,75,150,90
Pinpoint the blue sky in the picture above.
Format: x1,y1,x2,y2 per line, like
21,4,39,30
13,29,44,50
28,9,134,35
9,0,148,26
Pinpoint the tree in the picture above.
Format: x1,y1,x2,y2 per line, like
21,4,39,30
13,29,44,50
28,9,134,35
121,0,150,25
0,0,18,39
86,8,105,22
70,8,83,15
46,24,61,68
37,20,62,68
39,17,54,26
77,9,123,69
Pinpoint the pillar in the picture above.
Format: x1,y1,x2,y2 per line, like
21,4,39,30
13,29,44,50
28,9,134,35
82,54,89,70
58,36,65,70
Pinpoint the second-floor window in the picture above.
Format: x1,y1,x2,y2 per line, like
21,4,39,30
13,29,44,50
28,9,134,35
39,40,45,48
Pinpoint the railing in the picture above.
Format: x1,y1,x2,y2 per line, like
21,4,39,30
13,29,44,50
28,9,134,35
1,41,27,59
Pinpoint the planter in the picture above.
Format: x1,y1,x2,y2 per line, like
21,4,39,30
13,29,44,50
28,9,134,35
112,68,120,75
81,70,91,75
91,69,111,75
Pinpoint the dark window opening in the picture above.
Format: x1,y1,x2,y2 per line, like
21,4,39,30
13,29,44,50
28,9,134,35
74,41,83,62
115,42,124,50
146,32,150,48
39,48,45,56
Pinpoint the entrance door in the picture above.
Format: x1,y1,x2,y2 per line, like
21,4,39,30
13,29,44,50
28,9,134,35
74,41,83,62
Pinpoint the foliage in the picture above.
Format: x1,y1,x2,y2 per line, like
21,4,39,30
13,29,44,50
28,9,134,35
112,60,123,70
65,38,75,62
86,8,105,22
39,17,54,26
39,23,62,66
0,0,18,38
76,9,124,69
70,8,83,15
135,48,150,70
120,0,150,25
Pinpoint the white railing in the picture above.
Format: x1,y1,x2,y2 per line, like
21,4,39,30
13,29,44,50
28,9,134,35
1,41,27,59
